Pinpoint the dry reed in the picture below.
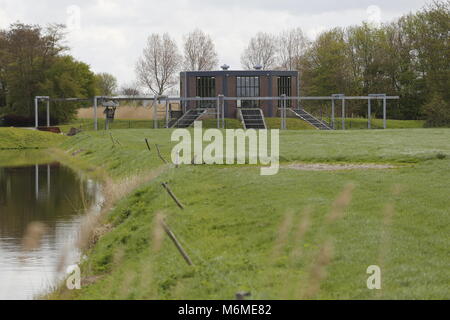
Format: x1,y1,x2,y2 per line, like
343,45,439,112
22,222,47,251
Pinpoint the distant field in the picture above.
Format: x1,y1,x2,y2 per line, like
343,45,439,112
77,104,176,120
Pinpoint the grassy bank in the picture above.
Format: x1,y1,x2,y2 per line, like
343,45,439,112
47,128,449,300
0,127,66,150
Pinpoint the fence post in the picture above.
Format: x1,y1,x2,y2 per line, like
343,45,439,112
368,98,371,129
94,96,98,131
46,98,50,127
34,97,39,128
281,94,287,130
383,96,387,129
342,98,346,130
331,98,335,129
220,95,225,129
153,96,158,129
217,95,220,129
165,99,169,128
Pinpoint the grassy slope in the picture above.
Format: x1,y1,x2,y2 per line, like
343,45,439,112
49,128,450,300
0,127,66,150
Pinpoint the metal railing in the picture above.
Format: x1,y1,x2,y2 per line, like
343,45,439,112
34,94,399,130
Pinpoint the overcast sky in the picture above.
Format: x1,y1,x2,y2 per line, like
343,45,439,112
0,0,434,88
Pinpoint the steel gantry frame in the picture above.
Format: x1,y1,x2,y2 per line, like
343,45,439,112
34,96,92,128
34,96,50,127
35,94,399,130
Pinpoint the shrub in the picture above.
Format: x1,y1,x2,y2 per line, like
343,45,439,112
424,95,450,127
0,114,59,127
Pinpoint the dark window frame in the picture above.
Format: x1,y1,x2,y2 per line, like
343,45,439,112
277,76,292,107
196,76,216,108
237,76,260,108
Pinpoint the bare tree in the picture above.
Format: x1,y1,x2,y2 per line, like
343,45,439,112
136,33,182,96
183,29,218,71
95,72,118,96
278,28,309,70
120,81,141,96
241,32,278,70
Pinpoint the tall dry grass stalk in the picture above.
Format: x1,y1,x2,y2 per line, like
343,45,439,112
302,240,334,299
126,211,168,299
22,222,47,251
291,183,355,299
271,211,294,259
52,165,168,296
326,183,355,223
76,166,167,251
290,207,312,261
376,184,402,298
151,212,166,253
280,207,312,299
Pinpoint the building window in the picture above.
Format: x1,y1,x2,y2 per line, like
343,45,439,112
277,76,292,107
237,76,260,108
196,76,215,108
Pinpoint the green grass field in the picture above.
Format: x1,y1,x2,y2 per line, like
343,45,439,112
58,117,424,134
42,128,450,300
329,117,425,130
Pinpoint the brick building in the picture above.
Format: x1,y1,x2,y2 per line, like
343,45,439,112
180,65,299,119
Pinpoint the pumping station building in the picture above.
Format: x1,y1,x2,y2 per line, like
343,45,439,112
180,65,299,124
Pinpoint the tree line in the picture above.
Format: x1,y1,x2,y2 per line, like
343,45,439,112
0,1,448,125
298,1,449,124
0,23,97,124
135,1,448,125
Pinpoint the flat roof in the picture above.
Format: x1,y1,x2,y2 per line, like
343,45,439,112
180,70,298,77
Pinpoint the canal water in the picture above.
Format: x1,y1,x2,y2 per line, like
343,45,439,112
0,162,102,300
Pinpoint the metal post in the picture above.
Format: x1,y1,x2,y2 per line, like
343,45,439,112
165,99,169,128
281,94,287,130
46,98,50,127
184,72,188,113
221,95,225,129
35,97,39,128
35,164,39,200
217,94,225,128
368,98,371,129
153,96,158,129
342,98,346,130
331,98,335,129
216,95,220,129
47,164,50,195
383,97,387,129
94,96,98,131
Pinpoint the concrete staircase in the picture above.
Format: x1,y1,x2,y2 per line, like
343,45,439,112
290,109,332,130
171,109,207,128
239,108,267,129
